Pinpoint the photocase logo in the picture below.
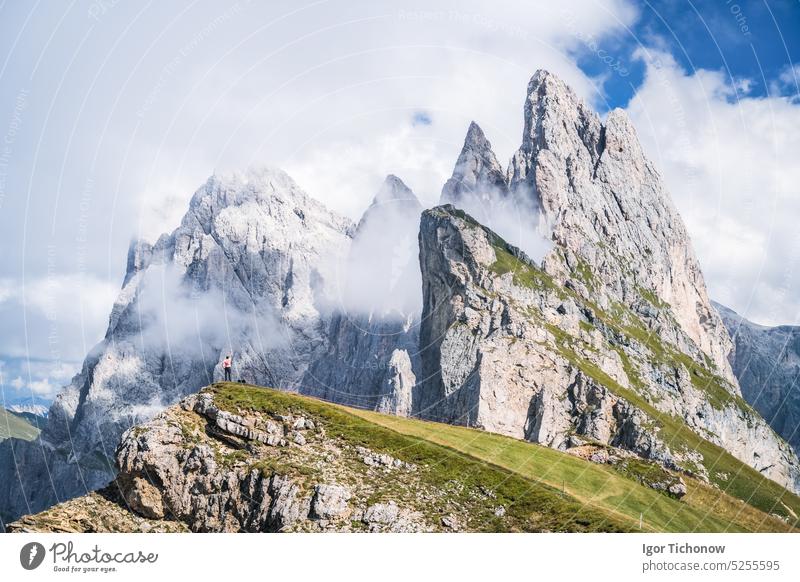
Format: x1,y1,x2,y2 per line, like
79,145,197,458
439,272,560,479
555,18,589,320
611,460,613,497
19,542,46,570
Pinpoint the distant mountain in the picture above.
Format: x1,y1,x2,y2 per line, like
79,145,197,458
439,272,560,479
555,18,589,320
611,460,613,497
4,393,51,411
0,407,40,442
7,404,49,420
715,302,800,454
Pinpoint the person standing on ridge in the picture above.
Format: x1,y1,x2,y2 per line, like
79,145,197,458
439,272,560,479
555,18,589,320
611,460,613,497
223,354,232,381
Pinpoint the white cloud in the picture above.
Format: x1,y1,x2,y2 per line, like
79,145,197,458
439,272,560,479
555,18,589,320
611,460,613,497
22,274,118,331
0,279,16,304
287,124,452,218
770,63,800,103
3,359,81,401
1,0,642,381
778,63,800,88
120,1,639,231
0,274,118,365
626,49,800,326
27,378,57,397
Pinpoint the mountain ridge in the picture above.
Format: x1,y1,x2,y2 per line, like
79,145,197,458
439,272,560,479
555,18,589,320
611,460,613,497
0,407,40,443
416,204,800,495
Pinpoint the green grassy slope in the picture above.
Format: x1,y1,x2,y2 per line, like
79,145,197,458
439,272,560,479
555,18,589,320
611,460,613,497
212,383,627,532
0,407,40,442
212,383,796,533
485,237,800,524
352,408,797,533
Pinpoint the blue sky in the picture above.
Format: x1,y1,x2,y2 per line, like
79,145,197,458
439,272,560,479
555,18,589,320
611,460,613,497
0,0,798,405
576,0,800,108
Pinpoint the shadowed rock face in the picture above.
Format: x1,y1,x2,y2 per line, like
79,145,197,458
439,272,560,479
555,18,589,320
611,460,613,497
716,302,800,455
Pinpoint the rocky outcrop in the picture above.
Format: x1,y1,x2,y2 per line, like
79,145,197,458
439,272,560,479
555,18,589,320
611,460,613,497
92,391,436,532
716,302,800,454
6,489,189,533
416,205,800,493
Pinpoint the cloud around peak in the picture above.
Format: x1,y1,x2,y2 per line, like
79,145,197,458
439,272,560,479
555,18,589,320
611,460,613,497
627,48,800,326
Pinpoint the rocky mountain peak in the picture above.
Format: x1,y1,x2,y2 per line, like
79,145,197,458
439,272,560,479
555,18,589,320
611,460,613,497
503,70,736,383
463,120,489,147
0,166,356,525
300,174,422,415
185,166,354,243
4,70,798,532
357,175,421,233
440,120,508,214
417,204,800,495
373,174,418,204
510,69,604,179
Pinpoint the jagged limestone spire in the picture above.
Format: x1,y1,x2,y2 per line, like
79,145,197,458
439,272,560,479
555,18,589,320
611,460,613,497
440,121,508,212
507,69,735,382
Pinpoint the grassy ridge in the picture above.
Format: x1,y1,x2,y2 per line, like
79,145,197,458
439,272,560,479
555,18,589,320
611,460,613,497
212,383,628,532
0,407,40,442
350,407,797,533
212,383,795,533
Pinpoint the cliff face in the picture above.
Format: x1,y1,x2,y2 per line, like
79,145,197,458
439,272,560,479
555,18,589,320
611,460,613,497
413,70,800,492
716,302,800,455
506,71,735,384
